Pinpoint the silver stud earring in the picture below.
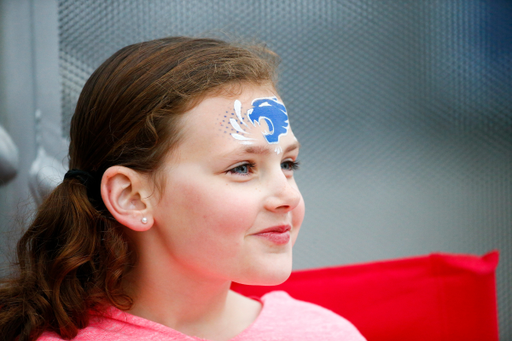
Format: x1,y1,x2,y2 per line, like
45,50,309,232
141,217,148,224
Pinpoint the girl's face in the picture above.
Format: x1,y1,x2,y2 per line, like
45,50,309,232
150,83,305,285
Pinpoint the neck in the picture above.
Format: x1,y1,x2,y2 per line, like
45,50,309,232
126,253,233,332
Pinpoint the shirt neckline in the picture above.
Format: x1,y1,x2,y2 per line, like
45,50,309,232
94,292,275,341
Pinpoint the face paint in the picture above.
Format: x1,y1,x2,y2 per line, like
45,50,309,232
247,97,289,144
229,100,256,145
229,97,289,148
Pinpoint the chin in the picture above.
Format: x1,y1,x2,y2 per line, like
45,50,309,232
235,255,293,286
255,270,292,286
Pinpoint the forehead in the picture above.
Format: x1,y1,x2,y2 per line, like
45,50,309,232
177,84,294,157
188,83,278,123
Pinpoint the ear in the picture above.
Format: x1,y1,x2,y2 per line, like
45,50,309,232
101,166,153,231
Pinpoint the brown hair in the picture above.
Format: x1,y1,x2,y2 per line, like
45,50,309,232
0,37,279,341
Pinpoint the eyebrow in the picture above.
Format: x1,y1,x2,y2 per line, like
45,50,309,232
237,141,301,156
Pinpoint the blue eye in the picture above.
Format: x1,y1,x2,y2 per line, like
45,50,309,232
228,163,255,175
281,160,300,171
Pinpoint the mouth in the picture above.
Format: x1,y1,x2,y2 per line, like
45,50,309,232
253,225,291,245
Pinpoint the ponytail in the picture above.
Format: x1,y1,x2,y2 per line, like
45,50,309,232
0,177,134,341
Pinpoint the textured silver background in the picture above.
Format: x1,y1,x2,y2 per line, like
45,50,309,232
58,1,512,338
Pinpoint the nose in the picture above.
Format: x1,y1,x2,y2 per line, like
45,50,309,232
264,171,302,213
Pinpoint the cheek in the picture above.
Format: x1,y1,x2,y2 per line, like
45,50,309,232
291,195,305,245
158,180,260,268
172,179,258,235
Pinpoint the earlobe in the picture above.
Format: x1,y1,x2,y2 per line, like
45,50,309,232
101,166,153,231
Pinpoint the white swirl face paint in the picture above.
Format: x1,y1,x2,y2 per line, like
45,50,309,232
227,99,256,145
226,97,289,151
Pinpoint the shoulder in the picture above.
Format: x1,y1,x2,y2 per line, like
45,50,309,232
37,334,60,341
37,306,188,341
249,291,366,340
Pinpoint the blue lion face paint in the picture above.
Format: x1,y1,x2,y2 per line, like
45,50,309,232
247,97,289,144
228,96,289,154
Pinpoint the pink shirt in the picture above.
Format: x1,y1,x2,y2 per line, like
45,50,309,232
39,291,366,340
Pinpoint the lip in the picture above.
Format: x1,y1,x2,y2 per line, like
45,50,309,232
253,225,291,245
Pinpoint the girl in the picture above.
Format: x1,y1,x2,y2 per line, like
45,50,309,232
0,37,365,341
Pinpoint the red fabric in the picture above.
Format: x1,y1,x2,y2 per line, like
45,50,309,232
231,251,499,341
